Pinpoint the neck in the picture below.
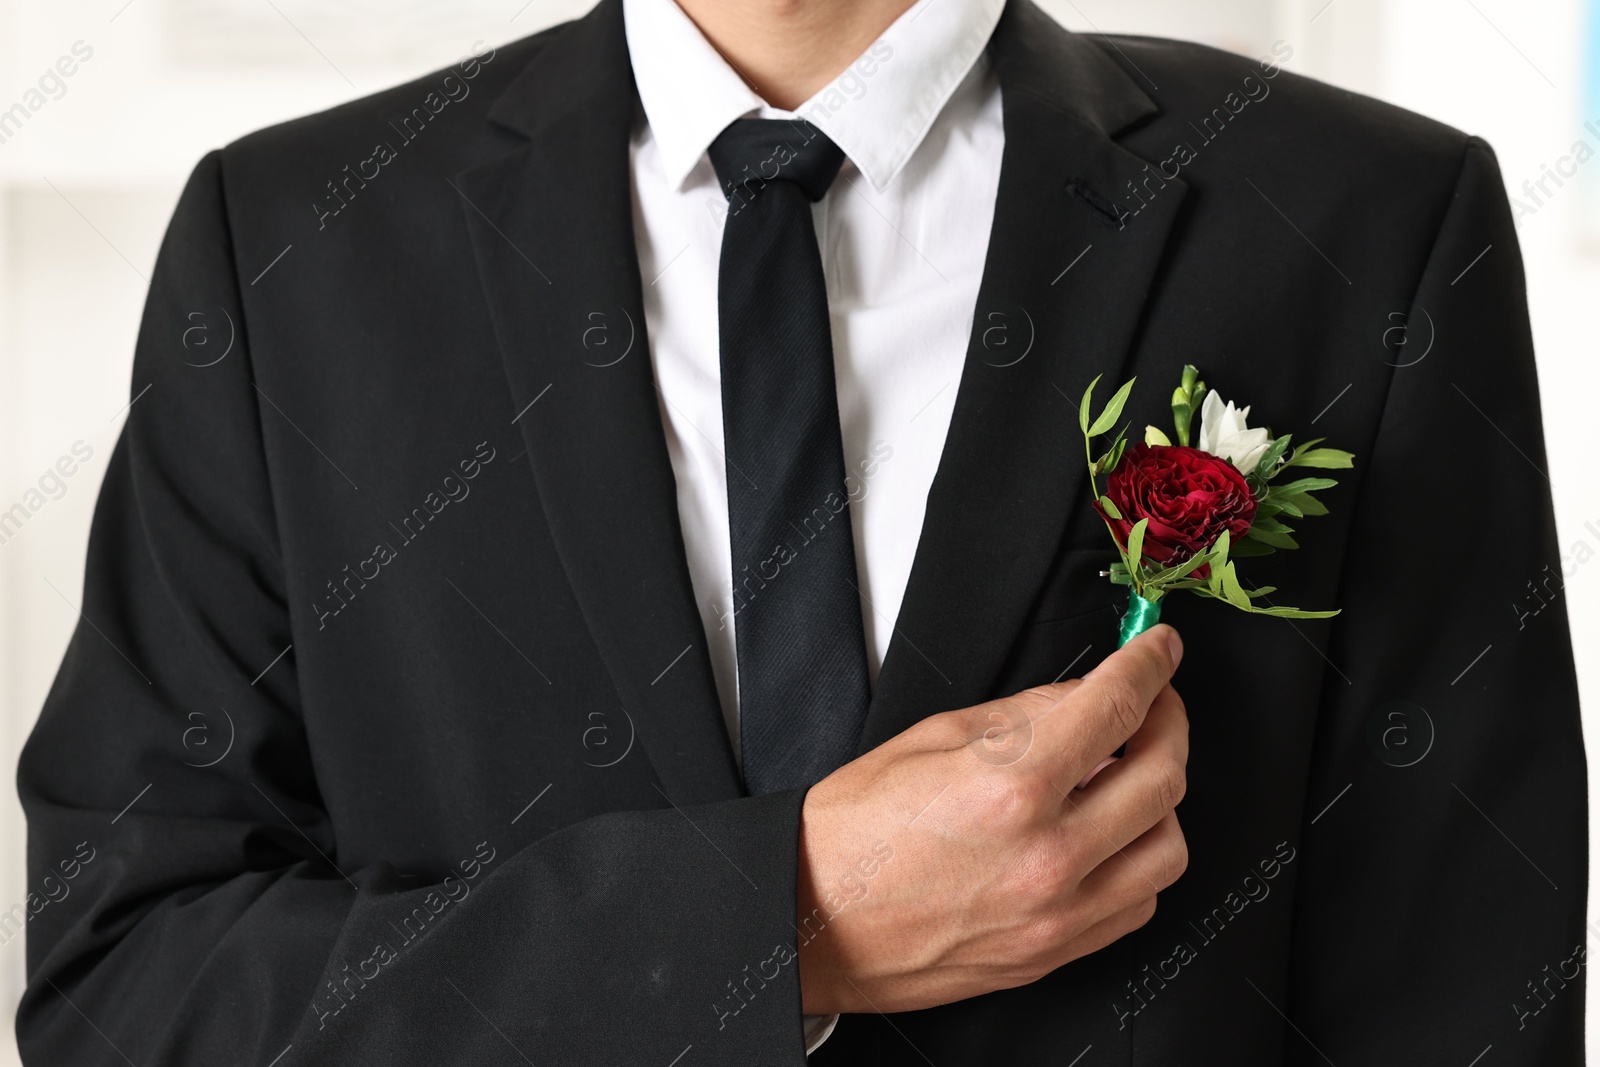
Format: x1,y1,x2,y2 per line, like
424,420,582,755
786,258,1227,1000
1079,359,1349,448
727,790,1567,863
673,0,917,110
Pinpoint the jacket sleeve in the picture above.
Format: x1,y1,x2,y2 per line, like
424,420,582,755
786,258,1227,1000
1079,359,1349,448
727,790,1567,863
1284,136,1587,1062
16,150,810,1067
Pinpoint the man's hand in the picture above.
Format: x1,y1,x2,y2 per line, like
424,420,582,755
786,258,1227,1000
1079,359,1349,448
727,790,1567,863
796,625,1189,1014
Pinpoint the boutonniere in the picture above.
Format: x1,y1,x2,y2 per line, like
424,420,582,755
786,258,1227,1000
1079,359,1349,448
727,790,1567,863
1078,365,1355,645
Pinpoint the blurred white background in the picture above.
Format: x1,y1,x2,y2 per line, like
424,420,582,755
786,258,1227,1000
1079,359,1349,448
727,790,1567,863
1,0,1596,1062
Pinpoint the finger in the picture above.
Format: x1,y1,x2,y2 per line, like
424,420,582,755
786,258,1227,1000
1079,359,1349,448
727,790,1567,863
1075,810,1188,916
1121,683,1189,762
1074,755,1117,790
1057,687,1188,868
1025,624,1183,785
1049,895,1159,970
958,677,1083,768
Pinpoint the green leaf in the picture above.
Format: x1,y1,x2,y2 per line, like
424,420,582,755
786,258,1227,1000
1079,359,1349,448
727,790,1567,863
1287,447,1355,470
1245,525,1299,549
1078,374,1102,435
1205,543,1229,598
1227,538,1276,557
1097,495,1122,521
1248,515,1296,536
1271,489,1327,517
1127,518,1148,575
1091,427,1128,476
1105,433,1129,474
1144,425,1172,447
1273,477,1339,496
1088,377,1138,437
1252,434,1294,480
1211,528,1232,568
1185,584,1340,619
1247,606,1341,619
1290,494,1329,516
1141,548,1211,587
1219,562,1251,609
1244,585,1278,598
1163,579,1211,593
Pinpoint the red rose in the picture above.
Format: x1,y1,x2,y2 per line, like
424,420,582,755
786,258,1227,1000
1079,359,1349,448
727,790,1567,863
1094,444,1257,570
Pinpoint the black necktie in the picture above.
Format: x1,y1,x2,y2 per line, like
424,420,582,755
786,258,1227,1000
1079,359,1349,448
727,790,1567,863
707,118,871,796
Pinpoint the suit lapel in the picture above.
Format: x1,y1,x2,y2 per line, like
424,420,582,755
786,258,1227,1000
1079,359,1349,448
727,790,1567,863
860,1,1189,749
460,0,1186,777
458,0,742,804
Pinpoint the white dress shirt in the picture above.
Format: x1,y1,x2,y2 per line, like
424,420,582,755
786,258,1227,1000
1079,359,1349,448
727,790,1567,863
622,0,1005,1051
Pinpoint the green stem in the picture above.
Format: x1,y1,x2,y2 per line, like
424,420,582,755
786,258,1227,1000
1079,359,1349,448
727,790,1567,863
1118,590,1162,647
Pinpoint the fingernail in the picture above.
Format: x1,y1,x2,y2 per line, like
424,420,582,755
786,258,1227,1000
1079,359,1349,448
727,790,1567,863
1166,628,1184,669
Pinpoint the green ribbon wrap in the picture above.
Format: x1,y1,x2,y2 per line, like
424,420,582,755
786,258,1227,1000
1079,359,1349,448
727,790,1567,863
1118,591,1162,647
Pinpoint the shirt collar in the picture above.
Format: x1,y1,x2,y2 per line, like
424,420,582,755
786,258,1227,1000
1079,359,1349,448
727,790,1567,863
623,0,1004,192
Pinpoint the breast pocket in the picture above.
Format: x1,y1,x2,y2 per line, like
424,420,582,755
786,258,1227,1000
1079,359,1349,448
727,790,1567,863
993,546,1122,693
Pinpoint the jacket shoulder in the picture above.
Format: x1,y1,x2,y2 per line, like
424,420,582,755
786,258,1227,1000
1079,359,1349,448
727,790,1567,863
219,28,557,178
1095,34,1474,184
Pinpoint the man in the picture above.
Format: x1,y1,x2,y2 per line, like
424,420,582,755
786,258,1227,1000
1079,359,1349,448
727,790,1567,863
16,0,1585,1062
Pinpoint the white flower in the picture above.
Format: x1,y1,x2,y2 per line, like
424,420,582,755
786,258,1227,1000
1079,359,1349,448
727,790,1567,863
1197,390,1273,473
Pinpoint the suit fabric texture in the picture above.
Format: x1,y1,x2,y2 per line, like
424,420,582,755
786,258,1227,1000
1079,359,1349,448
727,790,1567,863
17,0,1585,1063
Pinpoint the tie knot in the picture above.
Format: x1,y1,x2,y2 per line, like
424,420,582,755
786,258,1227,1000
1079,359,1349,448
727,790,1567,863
707,119,846,206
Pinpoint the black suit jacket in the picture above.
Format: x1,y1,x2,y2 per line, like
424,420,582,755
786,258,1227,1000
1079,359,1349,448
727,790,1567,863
17,1,1586,1063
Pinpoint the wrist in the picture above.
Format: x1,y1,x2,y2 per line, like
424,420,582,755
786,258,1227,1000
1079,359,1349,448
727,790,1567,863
796,800,844,1014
